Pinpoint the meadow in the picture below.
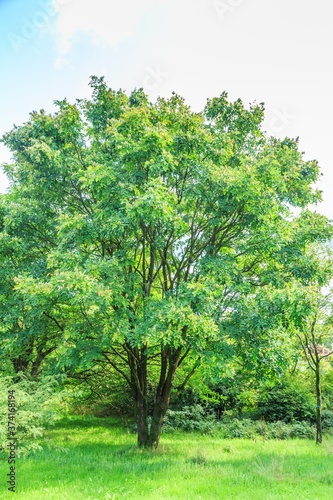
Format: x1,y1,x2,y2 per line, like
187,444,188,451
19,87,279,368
1,416,333,499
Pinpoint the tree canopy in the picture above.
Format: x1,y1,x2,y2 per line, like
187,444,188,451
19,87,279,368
0,77,332,447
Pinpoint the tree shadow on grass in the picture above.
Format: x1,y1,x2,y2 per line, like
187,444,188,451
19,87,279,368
49,415,131,430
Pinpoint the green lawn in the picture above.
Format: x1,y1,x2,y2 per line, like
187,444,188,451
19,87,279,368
1,416,333,499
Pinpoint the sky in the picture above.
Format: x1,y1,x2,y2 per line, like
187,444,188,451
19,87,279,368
0,0,332,218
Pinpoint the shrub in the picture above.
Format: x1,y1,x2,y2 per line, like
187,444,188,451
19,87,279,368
288,421,315,439
163,405,216,433
218,418,315,440
219,418,256,439
256,379,315,423
266,420,292,440
168,387,201,411
0,374,66,456
322,409,333,429
67,368,157,418
161,400,318,440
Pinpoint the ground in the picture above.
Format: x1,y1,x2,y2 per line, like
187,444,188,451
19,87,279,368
1,416,332,499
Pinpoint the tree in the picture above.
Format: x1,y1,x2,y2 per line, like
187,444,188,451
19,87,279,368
0,77,331,447
271,245,333,444
296,286,333,444
0,197,60,377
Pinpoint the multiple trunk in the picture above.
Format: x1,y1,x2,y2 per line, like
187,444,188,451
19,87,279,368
128,344,186,448
136,385,172,448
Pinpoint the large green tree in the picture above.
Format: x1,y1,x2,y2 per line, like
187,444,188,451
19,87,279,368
0,77,331,447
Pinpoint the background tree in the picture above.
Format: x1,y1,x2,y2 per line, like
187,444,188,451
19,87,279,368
0,77,331,447
0,197,61,376
295,286,333,443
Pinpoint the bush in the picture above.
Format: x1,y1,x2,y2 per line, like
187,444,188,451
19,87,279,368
0,374,66,456
168,387,201,411
256,379,315,423
219,418,256,439
163,404,216,433
322,409,333,429
218,418,315,440
161,405,316,440
288,421,315,439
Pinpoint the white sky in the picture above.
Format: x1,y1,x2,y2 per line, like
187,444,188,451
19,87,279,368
0,0,332,218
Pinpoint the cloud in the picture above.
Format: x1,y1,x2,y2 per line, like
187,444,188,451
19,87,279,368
53,0,166,65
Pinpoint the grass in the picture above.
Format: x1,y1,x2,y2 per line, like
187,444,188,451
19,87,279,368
1,416,333,499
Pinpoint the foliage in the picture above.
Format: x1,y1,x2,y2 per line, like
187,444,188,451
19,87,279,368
256,378,316,423
218,419,315,440
1,76,332,447
163,404,216,433
63,364,136,417
0,375,66,456
161,403,316,440
322,369,333,409
321,410,333,429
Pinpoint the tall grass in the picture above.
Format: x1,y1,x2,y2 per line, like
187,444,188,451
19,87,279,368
1,416,333,499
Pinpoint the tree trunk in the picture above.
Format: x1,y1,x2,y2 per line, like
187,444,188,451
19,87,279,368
135,347,149,448
128,343,193,448
145,347,182,448
315,365,322,444
135,388,170,449
136,393,149,447
127,343,150,447
146,384,172,448
134,346,183,448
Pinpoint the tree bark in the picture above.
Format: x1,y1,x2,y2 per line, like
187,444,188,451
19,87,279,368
147,379,173,448
315,365,322,444
136,392,149,447
133,346,184,448
132,346,149,447
125,340,195,448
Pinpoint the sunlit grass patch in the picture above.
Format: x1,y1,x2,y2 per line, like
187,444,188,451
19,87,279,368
0,416,332,499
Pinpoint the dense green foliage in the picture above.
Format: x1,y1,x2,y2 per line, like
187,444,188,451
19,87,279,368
0,77,332,447
162,406,316,439
0,375,65,456
256,379,315,423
